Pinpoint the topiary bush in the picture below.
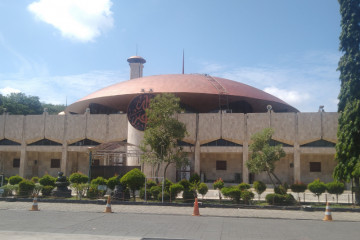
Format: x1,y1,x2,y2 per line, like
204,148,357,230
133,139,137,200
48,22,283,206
179,179,191,190
69,172,89,184
39,174,56,187
182,188,195,203
241,190,255,204
158,191,170,202
146,180,157,189
237,183,251,191
213,178,224,203
326,181,345,203
197,183,208,200
140,187,153,200
31,176,40,183
150,186,162,199
41,185,54,196
91,177,107,186
189,173,200,184
169,183,184,201
274,184,288,195
308,179,326,203
265,193,295,205
164,179,173,192
120,168,145,201
221,187,242,203
107,176,120,190
18,179,35,197
0,184,17,197
290,182,307,201
8,175,24,185
253,181,266,201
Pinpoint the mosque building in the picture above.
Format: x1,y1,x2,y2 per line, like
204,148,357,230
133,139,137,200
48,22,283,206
0,56,338,185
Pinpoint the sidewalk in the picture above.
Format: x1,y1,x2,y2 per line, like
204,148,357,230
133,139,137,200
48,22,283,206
1,201,360,222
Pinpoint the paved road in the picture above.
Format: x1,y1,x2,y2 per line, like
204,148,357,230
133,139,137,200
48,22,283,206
0,202,359,240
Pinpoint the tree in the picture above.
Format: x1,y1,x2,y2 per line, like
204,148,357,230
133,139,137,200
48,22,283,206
334,0,360,205
308,179,326,203
120,168,145,201
141,93,188,179
246,128,285,188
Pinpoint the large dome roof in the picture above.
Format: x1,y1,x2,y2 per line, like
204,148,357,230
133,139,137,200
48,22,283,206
66,74,298,114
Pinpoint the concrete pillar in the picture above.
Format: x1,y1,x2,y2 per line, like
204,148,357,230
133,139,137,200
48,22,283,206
242,141,249,183
294,143,301,183
127,122,144,166
19,145,27,177
61,144,68,175
194,140,201,174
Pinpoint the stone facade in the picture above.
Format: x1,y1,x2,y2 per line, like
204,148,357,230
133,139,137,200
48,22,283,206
0,111,338,185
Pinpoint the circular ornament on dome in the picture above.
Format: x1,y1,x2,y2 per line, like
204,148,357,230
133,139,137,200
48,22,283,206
127,94,154,131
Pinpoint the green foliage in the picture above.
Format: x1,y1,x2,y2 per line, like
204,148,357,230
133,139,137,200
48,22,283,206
179,179,191,190
221,187,241,203
213,178,224,190
253,181,267,200
189,173,201,183
308,179,326,203
241,190,255,205
197,183,208,199
69,172,89,184
265,193,295,205
182,188,195,203
237,183,251,191
8,175,24,185
150,185,162,199
33,183,43,196
71,183,89,200
41,185,54,196
0,184,17,197
274,185,287,195
140,187,153,200
41,103,66,115
247,128,285,187
335,0,360,205
120,168,145,201
107,176,120,190
146,180,157,189
18,180,35,197
158,191,170,202
87,184,106,199
290,182,307,193
39,174,56,187
90,177,107,186
326,181,345,203
141,93,188,179
31,177,39,183
169,183,184,200
164,179,173,192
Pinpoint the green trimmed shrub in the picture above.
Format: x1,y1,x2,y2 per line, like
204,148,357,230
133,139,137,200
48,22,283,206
265,193,295,205
253,181,266,201
238,183,251,191
140,187,152,200
91,177,107,186
107,176,120,190
8,175,24,185
189,173,200,184
18,180,35,197
241,190,255,204
274,184,288,195
31,177,40,183
164,179,173,192
158,191,170,201
0,184,16,197
41,185,54,196
308,179,326,203
39,174,56,187
213,178,224,190
290,182,307,201
120,168,145,201
169,183,184,201
150,186,162,199
69,172,89,184
182,188,195,203
326,181,345,203
86,183,106,199
198,183,208,200
179,179,191,190
221,187,241,203
146,180,157,189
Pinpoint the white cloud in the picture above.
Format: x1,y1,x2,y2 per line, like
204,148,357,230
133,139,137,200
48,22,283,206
28,0,114,42
264,87,310,105
0,87,21,95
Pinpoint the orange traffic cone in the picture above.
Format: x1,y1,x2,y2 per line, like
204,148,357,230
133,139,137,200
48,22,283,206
323,201,332,221
30,195,39,211
192,197,200,216
104,195,113,213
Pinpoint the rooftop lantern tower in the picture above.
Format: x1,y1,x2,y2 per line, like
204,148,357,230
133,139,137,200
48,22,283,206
127,56,146,79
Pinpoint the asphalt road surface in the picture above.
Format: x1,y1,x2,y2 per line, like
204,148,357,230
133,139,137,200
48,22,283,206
0,202,359,240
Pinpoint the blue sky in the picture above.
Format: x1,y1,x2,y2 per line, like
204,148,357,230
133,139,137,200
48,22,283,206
0,0,341,112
